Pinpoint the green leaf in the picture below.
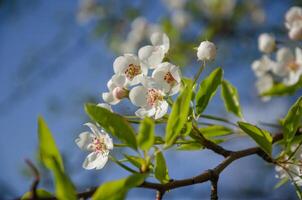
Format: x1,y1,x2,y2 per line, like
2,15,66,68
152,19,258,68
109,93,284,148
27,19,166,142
92,174,146,200
37,117,76,200
85,104,137,150
261,76,302,97
124,154,145,169
221,80,243,118
176,143,204,151
22,189,52,199
38,117,63,170
238,121,272,155
282,97,302,143
165,79,193,147
274,178,289,189
155,151,170,184
137,117,155,151
195,68,223,115
200,125,232,138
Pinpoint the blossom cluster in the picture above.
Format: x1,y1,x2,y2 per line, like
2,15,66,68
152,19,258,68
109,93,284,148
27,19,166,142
252,6,302,101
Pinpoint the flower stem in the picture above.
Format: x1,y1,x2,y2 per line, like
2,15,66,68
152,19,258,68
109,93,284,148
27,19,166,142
193,61,206,85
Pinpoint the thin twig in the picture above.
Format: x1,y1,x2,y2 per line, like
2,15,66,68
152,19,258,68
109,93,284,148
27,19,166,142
25,159,40,200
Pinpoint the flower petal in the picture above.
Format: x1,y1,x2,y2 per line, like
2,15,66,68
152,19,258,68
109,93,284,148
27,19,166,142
82,152,109,170
102,92,120,105
150,32,170,53
154,100,168,119
129,86,148,107
138,45,165,69
84,122,101,136
135,107,156,118
276,47,294,64
75,132,94,151
97,103,113,112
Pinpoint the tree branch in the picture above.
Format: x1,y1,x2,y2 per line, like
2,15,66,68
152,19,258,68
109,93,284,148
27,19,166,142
19,132,289,200
25,159,40,200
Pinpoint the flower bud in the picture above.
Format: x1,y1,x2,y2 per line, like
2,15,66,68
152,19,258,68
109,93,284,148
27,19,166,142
112,87,128,100
258,33,276,53
197,41,217,61
289,24,302,40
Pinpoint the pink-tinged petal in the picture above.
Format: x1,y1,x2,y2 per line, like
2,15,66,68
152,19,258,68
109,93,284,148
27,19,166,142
111,74,127,87
75,132,94,151
102,92,120,105
82,152,109,170
154,101,168,119
129,86,148,107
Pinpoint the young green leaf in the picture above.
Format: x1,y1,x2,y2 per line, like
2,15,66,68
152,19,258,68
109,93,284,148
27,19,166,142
282,97,302,143
38,116,63,170
155,151,170,184
85,104,137,150
137,117,155,151
274,178,289,189
165,79,193,147
221,80,243,118
195,68,223,115
200,125,232,138
124,154,146,169
37,117,76,200
176,142,204,151
238,121,272,155
21,189,53,199
92,174,146,200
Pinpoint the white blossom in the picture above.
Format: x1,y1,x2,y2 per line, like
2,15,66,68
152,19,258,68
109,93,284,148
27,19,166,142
171,9,190,29
251,55,276,77
255,74,273,102
138,32,170,69
258,33,276,53
102,74,129,105
75,123,113,170
113,54,148,85
197,41,217,61
285,6,302,40
274,47,302,85
152,62,181,96
129,78,168,119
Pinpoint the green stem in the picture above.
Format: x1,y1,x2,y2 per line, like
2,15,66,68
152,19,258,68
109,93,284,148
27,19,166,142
193,61,206,85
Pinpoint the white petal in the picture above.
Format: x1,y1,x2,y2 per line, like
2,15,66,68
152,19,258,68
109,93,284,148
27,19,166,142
150,32,170,53
135,107,156,118
129,86,148,107
84,122,100,136
154,101,168,119
104,134,114,150
276,47,294,64
82,152,108,170
111,74,128,87
138,45,165,69
295,48,302,65
102,92,120,105
75,132,94,151
113,56,128,74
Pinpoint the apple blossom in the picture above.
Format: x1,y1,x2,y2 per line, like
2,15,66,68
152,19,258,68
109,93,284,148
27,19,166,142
258,33,276,53
273,47,302,85
152,62,181,96
113,54,148,85
75,123,113,170
285,6,302,40
129,78,168,119
255,74,273,102
197,41,217,61
251,55,276,77
102,74,129,105
138,32,170,69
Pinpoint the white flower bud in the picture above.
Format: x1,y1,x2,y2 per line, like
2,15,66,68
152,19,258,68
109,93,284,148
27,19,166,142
197,41,217,61
288,23,302,40
258,33,276,53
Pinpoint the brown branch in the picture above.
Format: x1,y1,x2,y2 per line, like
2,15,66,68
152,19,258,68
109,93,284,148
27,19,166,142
191,125,233,157
25,159,40,200
19,132,288,200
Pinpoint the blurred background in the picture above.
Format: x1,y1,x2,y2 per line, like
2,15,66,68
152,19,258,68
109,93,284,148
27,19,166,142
0,0,301,199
